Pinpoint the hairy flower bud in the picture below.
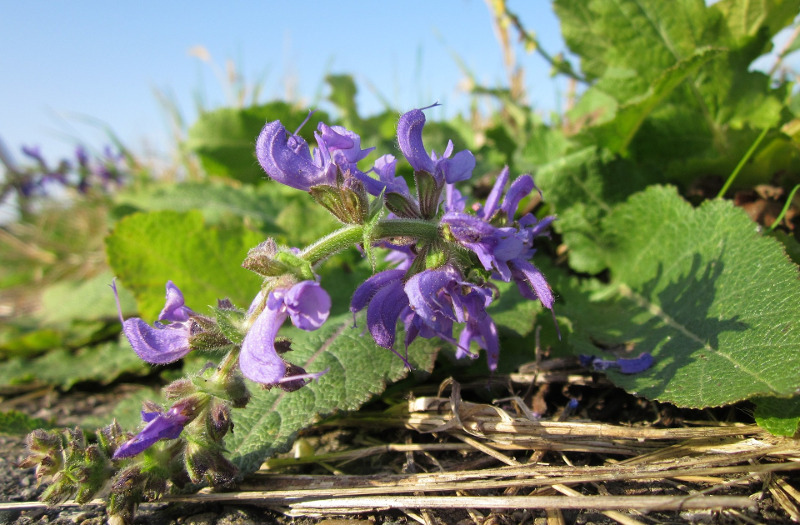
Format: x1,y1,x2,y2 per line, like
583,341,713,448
184,444,237,486
206,402,233,442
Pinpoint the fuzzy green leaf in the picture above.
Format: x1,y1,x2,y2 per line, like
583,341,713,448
228,312,439,473
114,181,288,232
534,147,649,274
105,210,263,320
564,186,800,408
0,338,148,390
578,48,723,154
39,271,137,325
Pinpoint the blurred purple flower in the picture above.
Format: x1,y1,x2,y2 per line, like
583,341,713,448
240,281,331,385
112,280,195,365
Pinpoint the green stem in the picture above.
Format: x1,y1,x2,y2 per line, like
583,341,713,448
717,127,770,199
299,218,440,266
768,184,800,232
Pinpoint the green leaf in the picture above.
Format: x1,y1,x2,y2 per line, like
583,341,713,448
554,0,715,99
555,0,791,170
185,102,330,185
105,210,263,320
488,279,545,338
228,312,439,473
326,74,361,129
563,185,800,408
39,271,137,325
0,327,63,358
113,181,288,232
715,0,800,50
753,395,800,436
0,338,148,390
534,147,649,274
0,411,52,435
578,48,723,154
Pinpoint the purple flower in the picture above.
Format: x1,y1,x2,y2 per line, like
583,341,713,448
352,264,502,370
397,108,475,185
579,352,654,374
256,114,372,191
113,403,194,459
112,280,195,365
350,269,411,365
405,265,500,369
442,168,556,314
357,154,411,197
240,281,331,385
21,145,46,166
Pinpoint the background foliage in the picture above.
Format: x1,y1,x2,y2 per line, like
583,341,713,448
2,0,799,456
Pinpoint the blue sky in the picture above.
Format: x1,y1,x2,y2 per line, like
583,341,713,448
0,1,568,164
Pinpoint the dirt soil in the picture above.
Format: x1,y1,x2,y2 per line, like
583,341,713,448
1,380,798,525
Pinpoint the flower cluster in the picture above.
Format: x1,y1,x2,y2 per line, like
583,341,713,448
257,106,557,371
11,144,126,198
22,107,562,520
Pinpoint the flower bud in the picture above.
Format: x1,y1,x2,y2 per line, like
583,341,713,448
206,402,232,442
162,378,197,400
185,445,237,487
97,420,129,457
242,239,291,277
309,181,368,224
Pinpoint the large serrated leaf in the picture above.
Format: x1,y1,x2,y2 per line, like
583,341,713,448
228,312,439,473
534,147,649,274
564,185,800,408
578,48,723,154
105,210,263,320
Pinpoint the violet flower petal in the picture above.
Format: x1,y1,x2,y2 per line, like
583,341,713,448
439,149,476,184
479,167,509,220
112,408,190,459
458,315,500,370
405,266,461,325
444,184,466,213
256,121,326,191
509,259,555,310
397,109,435,174
317,124,375,164
580,352,654,374
239,304,288,385
366,279,410,349
616,352,654,374
350,269,405,317
122,318,192,364
500,174,535,220
284,281,331,331
158,281,194,322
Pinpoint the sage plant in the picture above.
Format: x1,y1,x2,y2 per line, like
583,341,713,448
21,106,558,522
